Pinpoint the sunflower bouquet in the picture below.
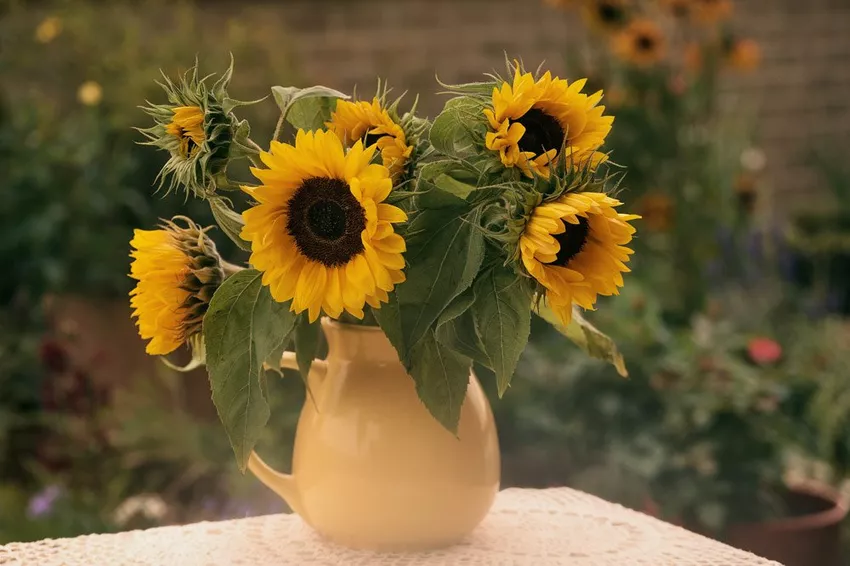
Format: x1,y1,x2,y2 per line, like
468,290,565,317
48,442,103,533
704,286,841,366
130,60,638,469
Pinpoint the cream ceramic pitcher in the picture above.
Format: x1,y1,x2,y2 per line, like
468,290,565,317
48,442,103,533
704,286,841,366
248,318,500,551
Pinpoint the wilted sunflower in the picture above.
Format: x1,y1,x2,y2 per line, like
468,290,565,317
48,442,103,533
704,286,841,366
520,192,639,326
130,217,225,356
484,68,613,178
582,0,631,33
614,19,667,67
327,98,413,179
241,129,407,322
691,0,732,25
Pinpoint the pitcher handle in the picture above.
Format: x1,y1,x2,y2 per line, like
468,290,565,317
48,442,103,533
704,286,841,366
248,351,327,517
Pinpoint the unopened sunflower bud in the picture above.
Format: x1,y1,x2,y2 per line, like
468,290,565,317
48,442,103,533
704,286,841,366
139,61,248,199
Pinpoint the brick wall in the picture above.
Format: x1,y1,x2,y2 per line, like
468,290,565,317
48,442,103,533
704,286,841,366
219,0,850,215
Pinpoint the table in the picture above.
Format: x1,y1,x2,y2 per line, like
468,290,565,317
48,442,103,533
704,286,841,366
0,487,782,565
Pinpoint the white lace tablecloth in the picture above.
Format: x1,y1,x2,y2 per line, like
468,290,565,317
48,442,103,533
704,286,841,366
0,487,781,565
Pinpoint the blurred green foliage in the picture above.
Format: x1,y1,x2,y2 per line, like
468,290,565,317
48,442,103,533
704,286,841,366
500,0,850,539
0,0,301,542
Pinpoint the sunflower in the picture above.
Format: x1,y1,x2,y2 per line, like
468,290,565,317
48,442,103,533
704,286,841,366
614,19,667,67
327,98,413,179
166,106,206,159
484,68,613,178
241,129,407,322
725,38,760,72
520,192,639,326
582,0,631,33
691,0,732,25
130,218,224,356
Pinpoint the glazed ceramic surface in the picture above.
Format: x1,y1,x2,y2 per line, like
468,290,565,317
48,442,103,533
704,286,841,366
249,319,500,551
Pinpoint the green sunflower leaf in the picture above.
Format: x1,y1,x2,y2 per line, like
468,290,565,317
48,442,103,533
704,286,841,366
432,173,476,200
408,329,472,433
209,196,251,251
394,209,485,364
272,85,350,132
435,288,491,368
471,267,535,396
373,293,404,360
204,269,298,471
429,96,487,158
294,317,323,384
535,302,628,377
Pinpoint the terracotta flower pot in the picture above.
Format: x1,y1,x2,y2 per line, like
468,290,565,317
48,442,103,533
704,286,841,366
725,481,848,566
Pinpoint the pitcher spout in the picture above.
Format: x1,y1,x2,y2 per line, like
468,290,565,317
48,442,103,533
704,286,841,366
247,452,305,517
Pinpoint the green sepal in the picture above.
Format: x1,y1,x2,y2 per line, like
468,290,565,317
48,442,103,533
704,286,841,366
429,96,487,159
209,196,251,251
271,85,350,132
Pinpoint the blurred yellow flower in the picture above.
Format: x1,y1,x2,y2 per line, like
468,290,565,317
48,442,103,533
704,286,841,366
582,0,632,33
614,19,667,67
35,16,62,44
726,38,761,72
636,192,674,232
684,42,703,73
691,0,732,25
661,0,691,18
77,81,103,106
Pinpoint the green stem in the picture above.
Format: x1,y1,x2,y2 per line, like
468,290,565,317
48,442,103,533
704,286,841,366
221,260,245,276
272,112,285,142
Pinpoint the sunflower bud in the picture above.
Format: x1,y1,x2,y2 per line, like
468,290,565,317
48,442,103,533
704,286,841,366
129,216,226,356
139,60,253,199
326,83,426,185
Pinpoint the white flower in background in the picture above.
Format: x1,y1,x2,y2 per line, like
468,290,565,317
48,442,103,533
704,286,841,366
113,494,168,526
740,147,766,173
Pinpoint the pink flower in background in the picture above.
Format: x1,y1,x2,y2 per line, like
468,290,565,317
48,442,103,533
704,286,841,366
747,337,782,365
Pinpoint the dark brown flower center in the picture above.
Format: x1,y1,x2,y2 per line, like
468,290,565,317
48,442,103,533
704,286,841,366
671,2,689,17
597,2,626,24
515,108,565,156
177,131,200,158
363,132,388,147
636,33,656,52
286,177,366,267
554,216,590,266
